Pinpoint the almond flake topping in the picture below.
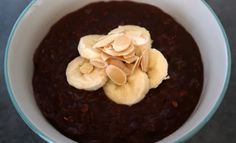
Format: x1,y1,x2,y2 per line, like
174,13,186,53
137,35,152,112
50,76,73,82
90,58,108,69
87,26,153,85
112,35,131,52
106,65,127,85
140,49,149,72
77,25,155,85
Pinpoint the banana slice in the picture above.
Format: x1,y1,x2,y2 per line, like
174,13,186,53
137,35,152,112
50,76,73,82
78,35,104,59
103,69,150,106
147,49,168,89
66,57,108,91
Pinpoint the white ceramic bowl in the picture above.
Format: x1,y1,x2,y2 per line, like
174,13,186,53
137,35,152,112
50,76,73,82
4,0,231,143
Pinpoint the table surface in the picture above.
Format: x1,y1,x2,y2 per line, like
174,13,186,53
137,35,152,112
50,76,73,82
0,0,235,143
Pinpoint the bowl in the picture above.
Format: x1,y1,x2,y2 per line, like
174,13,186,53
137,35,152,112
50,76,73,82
4,0,231,142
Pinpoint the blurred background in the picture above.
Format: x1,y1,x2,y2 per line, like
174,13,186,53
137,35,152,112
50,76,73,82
0,0,235,142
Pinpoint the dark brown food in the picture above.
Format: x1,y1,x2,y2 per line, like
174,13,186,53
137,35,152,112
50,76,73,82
33,1,203,143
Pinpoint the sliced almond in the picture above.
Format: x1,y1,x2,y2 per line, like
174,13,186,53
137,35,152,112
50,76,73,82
104,45,113,50
90,58,108,68
108,59,131,75
80,63,94,74
123,56,138,64
116,44,135,56
112,35,131,52
123,50,135,59
106,65,127,85
103,47,121,56
127,57,141,74
140,49,149,72
103,44,134,57
113,56,125,61
101,52,111,61
93,33,123,49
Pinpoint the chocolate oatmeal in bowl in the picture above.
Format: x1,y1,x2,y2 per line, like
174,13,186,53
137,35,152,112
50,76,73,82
32,1,203,143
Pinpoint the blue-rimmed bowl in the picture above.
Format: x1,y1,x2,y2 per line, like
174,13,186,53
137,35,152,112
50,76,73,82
4,0,231,142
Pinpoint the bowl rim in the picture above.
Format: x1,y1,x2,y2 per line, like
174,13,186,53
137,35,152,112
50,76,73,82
4,0,231,143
